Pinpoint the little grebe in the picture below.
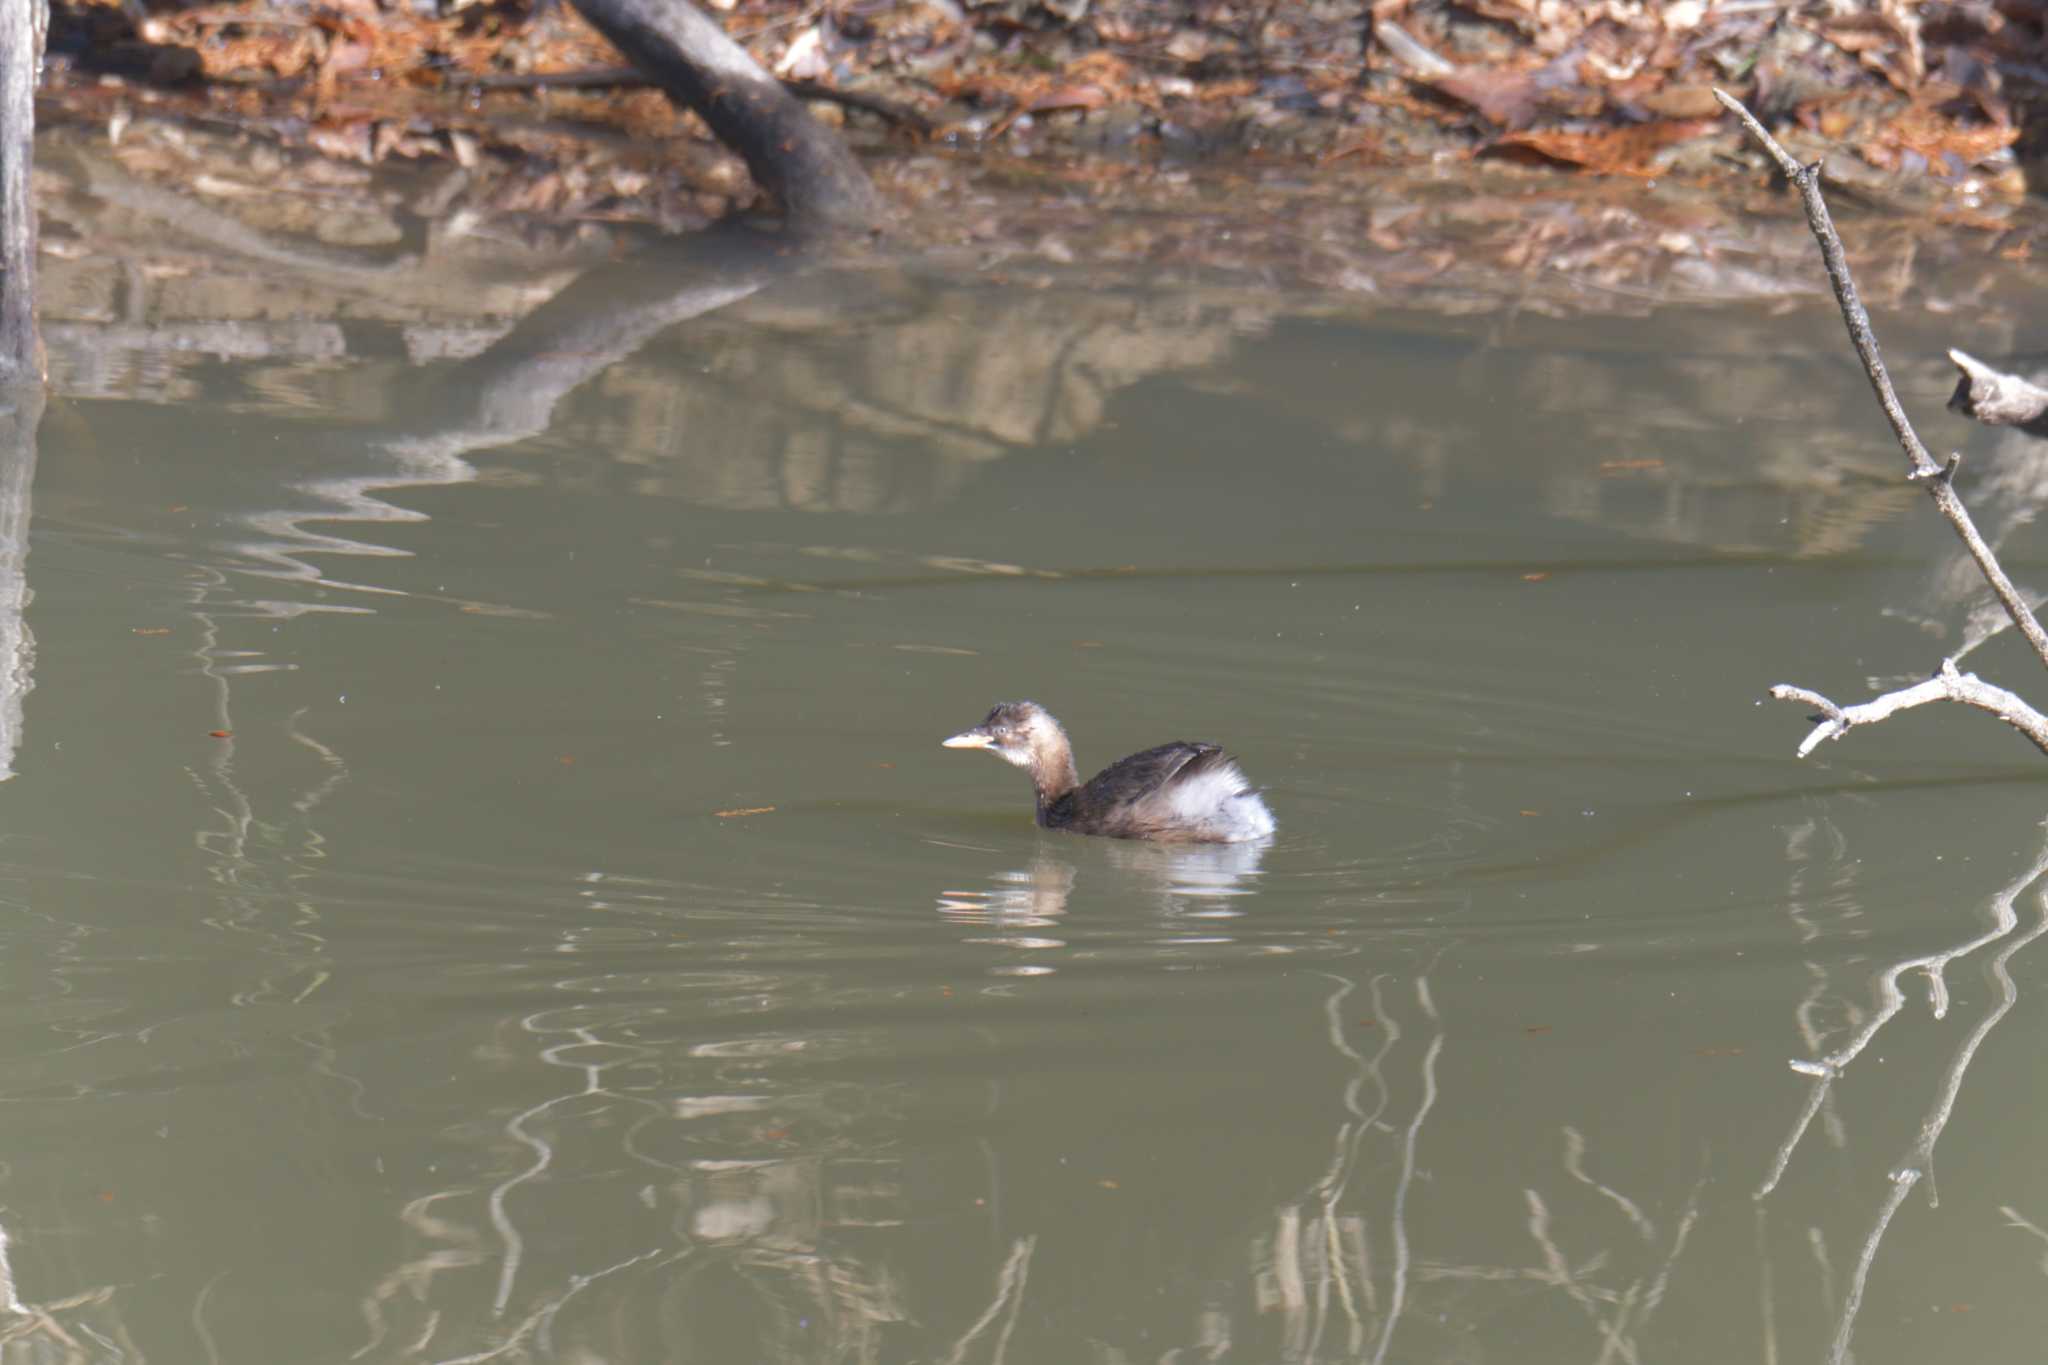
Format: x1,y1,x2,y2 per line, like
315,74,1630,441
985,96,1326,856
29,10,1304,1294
943,701,1276,844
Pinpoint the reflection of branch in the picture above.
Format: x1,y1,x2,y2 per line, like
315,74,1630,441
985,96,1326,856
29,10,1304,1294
489,1015,667,1315
1714,91,2048,752
1806,1226,1838,1334
1370,979,1441,1365
1825,840,2048,1364
1780,817,1857,1155
1265,963,1455,1365
1298,972,1397,1360
353,1192,488,1360
438,1247,680,1365
0,1215,121,1360
941,1236,1035,1365
1524,1143,1705,1365
1756,815,2048,1362
1637,1190,1702,1345
1999,1205,2048,1276
1562,1126,1653,1244
1758,825,2048,1198
1263,971,1409,1360
1526,1188,1642,1365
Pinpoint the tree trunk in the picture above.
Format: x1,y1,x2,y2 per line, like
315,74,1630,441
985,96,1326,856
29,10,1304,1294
0,0,44,379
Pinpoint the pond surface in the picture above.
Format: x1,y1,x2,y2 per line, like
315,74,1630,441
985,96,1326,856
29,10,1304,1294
10,215,2048,1363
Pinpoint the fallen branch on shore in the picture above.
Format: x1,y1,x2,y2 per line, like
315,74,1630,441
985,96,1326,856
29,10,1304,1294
568,0,883,237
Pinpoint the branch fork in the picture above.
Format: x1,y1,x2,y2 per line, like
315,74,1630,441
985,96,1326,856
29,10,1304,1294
1716,89,2048,757
1770,662,2048,760
1905,452,1960,486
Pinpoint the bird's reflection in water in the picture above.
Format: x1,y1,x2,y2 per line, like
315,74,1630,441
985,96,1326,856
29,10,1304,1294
1101,836,1271,921
938,856,1075,973
936,839,1273,974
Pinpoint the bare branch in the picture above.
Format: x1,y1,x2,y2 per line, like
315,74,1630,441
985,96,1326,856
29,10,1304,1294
1769,660,2048,759
1716,89,2048,678
1712,93,1938,481
567,0,882,236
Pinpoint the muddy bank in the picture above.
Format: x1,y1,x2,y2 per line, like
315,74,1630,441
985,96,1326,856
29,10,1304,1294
41,0,2048,236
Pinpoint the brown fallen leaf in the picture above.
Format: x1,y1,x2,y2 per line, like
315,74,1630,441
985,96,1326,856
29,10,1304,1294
1028,85,1108,114
1493,120,1713,177
1635,85,1723,120
1875,108,2018,167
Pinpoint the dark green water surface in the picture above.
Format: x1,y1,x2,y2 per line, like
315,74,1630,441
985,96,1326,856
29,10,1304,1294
8,250,2048,1363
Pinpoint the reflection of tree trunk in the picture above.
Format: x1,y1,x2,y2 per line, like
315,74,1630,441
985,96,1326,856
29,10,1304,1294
0,0,44,378
568,0,883,236
386,222,798,461
181,224,804,594
0,383,39,779
69,145,420,280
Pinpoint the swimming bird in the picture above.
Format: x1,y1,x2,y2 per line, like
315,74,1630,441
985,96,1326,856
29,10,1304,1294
943,700,1275,843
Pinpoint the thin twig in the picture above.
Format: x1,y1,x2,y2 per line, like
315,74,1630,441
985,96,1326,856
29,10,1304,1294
1716,89,2048,675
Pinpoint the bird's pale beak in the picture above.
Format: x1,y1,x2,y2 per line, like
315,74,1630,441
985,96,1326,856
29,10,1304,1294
942,727,993,749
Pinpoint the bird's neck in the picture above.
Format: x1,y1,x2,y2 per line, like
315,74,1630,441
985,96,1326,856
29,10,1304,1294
1028,731,1080,813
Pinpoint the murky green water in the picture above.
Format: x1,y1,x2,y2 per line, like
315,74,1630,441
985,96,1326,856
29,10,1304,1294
9,239,2048,1362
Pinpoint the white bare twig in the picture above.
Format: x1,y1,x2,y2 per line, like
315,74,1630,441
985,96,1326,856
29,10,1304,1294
1715,89,2048,754
1769,659,2048,759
